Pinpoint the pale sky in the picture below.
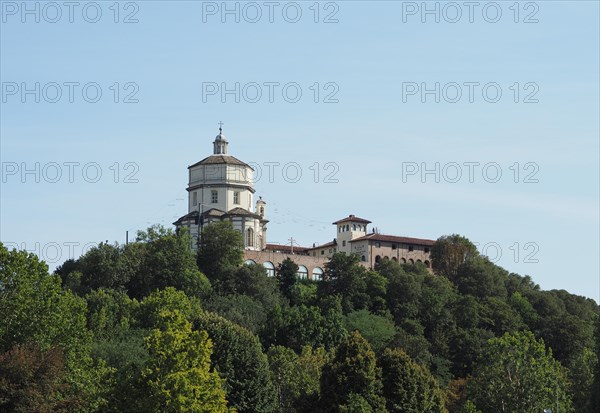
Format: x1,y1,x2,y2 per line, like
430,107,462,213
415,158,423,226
1,1,598,301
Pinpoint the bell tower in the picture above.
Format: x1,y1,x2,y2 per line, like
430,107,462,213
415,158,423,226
256,196,266,218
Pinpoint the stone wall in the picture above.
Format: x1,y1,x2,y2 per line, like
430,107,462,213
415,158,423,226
243,250,330,280
244,247,433,280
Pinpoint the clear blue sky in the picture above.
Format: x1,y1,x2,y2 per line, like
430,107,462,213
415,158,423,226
1,1,598,301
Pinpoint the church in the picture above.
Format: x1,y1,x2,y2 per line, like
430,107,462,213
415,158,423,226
175,125,436,279
174,125,268,251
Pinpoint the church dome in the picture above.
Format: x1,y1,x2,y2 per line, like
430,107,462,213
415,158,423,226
215,131,228,142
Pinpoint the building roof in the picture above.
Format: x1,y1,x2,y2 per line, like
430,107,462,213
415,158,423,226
188,155,252,169
202,208,226,217
305,240,337,251
332,214,372,225
174,207,264,225
173,210,198,225
349,233,436,246
265,243,309,254
224,207,262,219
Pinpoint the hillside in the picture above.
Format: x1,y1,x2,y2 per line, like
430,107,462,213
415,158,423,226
1,222,598,412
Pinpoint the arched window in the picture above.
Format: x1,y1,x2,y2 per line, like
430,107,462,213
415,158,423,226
401,258,407,264
297,265,308,280
361,255,366,262
417,259,422,264
246,227,254,247
263,261,275,277
409,258,414,264
383,256,389,260
392,257,397,262
312,267,324,281
424,260,431,268
260,207,264,215
244,259,256,266
375,255,381,263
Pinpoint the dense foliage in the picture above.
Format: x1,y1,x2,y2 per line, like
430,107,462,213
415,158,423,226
0,222,597,412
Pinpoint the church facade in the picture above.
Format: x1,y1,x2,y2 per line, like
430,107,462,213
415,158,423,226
174,127,268,250
175,126,435,280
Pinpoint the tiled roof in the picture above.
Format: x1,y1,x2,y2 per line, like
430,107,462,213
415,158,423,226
202,208,226,217
189,155,252,169
174,207,265,225
305,240,337,251
225,207,261,219
332,214,372,225
349,233,436,246
173,210,198,225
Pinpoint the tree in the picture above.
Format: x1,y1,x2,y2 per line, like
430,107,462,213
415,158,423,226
567,347,597,413
479,296,525,335
417,274,458,370
449,327,493,378
126,225,210,299
232,263,283,309
430,235,478,279
590,315,600,410
344,310,396,353
206,294,269,336
0,243,111,412
365,271,388,315
142,309,233,413
137,287,202,329
195,311,277,413
295,346,329,411
339,393,374,413
458,401,481,413
100,288,204,413
93,327,149,413
469,331,572,413
267,346,298,413
523,289,596,366
508,291,539,327
0,344,77,412
319,331,387,413
85,288,139,339
54,258,82,291
278,258,300,305
379,348,446,413
381,260,421,323
453,257,508,299
84,289,147,412
388,321,432,368
267,345,328,413
55,243,127,295
538,313,592,364
54,226,210,300
197,221,244,290
274,302,347,352
319,253,371,313
505,273,539,296
445,377,469,413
